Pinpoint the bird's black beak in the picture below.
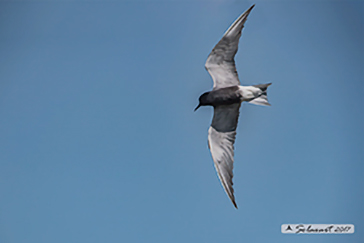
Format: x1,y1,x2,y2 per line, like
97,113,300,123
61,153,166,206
194,104,201,112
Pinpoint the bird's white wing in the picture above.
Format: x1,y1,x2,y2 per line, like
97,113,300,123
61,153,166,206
208,103,241,208
205,5,255,90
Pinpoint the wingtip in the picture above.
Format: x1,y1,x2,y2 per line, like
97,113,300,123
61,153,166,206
225,3,256,33
247,4,255,13
242,5,255,17
229,194,238,208
233,201,238,209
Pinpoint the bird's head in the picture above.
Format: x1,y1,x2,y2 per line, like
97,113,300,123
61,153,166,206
194,92,211,111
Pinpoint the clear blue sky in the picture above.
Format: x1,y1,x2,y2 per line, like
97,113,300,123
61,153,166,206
0,1,363,242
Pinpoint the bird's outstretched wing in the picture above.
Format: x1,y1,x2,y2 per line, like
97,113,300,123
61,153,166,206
205,5,255,90
208,103,241,208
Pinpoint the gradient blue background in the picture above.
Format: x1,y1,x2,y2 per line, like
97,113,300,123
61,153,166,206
0,1,363,242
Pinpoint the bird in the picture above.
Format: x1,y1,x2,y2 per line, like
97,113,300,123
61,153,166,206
194,4,271,208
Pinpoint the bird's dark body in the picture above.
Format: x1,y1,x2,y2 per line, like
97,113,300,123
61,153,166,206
199,86,241,107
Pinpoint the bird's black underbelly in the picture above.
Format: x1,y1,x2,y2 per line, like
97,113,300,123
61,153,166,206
208,86,241,106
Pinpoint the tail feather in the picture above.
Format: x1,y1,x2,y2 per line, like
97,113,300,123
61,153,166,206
248,83,271,106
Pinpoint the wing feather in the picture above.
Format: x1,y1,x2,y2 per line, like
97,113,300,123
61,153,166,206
205,5,255,89
208,103,241,208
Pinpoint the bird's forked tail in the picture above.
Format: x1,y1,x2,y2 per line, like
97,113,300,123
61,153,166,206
248,83,272,106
